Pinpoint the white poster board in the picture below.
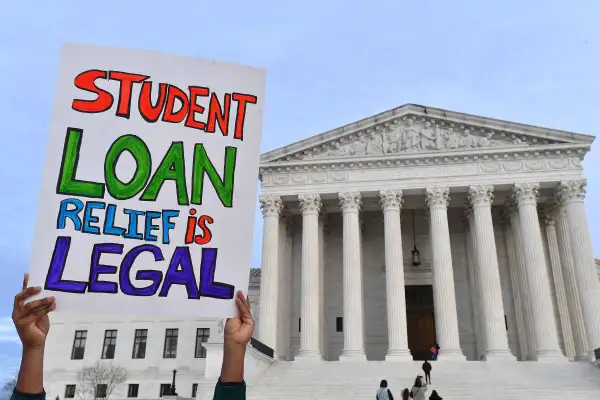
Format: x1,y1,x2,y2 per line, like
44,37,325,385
27,43,265,317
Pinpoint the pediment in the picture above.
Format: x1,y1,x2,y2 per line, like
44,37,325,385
260,104,594,164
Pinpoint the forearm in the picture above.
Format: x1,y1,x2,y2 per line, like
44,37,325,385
220,342,246,382
16,347,45,394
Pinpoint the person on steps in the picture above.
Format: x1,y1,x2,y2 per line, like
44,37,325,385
409,375,427,400
9,274,254,400
376,379,394,400
430,344,439,360
429,389,443,400
421,360,432,384
401,388,410,400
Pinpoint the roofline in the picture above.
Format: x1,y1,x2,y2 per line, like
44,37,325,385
260,103,595,163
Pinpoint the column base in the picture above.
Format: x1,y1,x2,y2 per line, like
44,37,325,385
535,350,568,362
339,349,367,362
437,349,466,361
484,349,516,361
385,349,413,361
295,349,323,361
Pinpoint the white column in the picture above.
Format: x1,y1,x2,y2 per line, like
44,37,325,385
425,187,465,359
339,192,367,360
508,204,537,360
554,198,590,360
464,206,485,360
557,180,600,354
277,216,293,360
467,185,514,359
513,183,565,360
297,194,322,359
258,195,282,349
501,207,528,361
380,189,411,360
541,204,575,361
318,215,327,360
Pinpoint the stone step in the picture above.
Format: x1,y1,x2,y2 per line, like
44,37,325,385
244,360,600,400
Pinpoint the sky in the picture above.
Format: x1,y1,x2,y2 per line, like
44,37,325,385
1,0,600,383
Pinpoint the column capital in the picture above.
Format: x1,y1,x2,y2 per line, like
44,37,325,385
463,202,473,219
540,200,560,227
557,179,587,203
380,189,403,211
339,192,362,212
259,195,283,217
499,206,512,227
512,182,540,206
425,186,450,210
504,198,517,215
298,194,322,215
468,185,494,208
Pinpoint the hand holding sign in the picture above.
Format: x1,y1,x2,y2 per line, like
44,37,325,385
27,44,265,318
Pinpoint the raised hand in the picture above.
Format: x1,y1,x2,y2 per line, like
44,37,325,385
224,290,254,346
12,273,56,349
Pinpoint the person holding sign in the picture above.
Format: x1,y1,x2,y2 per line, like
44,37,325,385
10,274,254,400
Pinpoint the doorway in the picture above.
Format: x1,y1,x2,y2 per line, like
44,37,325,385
405,285,436,360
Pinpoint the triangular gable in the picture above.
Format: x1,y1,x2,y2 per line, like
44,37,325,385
260,104,594,164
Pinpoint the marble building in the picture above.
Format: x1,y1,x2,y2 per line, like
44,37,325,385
256,103,600,363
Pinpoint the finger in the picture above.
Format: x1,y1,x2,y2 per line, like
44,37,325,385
235,295,253,322
19,302,55,325
235,291,249,313
14,287,42,308
23,297,55,314
22,273,28,292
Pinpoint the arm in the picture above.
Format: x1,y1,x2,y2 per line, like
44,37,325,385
11,274,56,400
213,290,254,400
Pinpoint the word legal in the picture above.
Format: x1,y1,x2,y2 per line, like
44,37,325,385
45,237,234,300
72,70,257,140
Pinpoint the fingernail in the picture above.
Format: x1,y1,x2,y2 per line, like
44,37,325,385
49,297,55,302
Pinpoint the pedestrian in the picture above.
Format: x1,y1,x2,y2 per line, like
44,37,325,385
421,360,432,384
401,388,410,400
429,390,443,399
429,345,437,361
376,379,394,400
409,376,427,400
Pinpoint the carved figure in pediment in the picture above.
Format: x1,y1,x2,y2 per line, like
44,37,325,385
459,129,476,148
325,142,349,157
366,132,385,154
349,136,368,155
384,127,402,153
478,132,493,147
404,119,420,151
420,122,447,151
446,127,459,149
420,121,435,150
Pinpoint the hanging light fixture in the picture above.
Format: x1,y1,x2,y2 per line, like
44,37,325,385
411,209,421,267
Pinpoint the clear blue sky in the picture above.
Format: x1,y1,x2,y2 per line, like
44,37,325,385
1,0,600,382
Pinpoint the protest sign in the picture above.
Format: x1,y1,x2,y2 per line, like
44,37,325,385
27,43,265,317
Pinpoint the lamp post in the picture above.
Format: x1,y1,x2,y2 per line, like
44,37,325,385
170,369,178,396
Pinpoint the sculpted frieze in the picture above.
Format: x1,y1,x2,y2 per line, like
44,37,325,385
295,117,530,161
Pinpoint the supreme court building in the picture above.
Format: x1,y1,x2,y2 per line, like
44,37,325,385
255,103,600,363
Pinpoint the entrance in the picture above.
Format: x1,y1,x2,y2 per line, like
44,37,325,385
405,285,436,360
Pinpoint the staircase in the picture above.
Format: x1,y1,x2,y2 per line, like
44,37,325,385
245,360,600,399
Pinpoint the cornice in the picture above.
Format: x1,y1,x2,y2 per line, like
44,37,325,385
260,104,595,164
259,143,587,176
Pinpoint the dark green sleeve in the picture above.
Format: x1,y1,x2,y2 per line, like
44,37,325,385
10,390,46,400
212,379,246,400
